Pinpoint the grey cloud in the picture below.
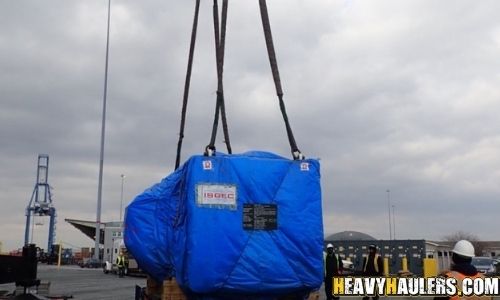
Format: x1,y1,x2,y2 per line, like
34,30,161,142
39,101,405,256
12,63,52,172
1,0,500,251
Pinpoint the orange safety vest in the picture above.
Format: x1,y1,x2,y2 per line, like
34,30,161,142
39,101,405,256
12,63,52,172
445,271,492,300
363,254,380,273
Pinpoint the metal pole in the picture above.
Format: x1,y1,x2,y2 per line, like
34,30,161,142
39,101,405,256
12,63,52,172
48,208,56,254
119,174,125,223
24,208,31,246
30,212,34,244
57,240,62,268
387,189,392,240
94,0,111,261
392,204,396,240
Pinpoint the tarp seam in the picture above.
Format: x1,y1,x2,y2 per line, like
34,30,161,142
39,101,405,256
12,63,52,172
215,231,255,292
268,164,306,286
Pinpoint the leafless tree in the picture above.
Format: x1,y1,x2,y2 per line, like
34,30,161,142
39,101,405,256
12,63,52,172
443,231,484,256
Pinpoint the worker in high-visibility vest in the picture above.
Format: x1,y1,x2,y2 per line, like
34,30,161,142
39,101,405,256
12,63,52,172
324,243,343,300
434,240,491,300
362,244,383,300
116,251,126,278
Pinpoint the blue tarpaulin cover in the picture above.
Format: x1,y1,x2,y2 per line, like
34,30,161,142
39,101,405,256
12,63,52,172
125,151,323,296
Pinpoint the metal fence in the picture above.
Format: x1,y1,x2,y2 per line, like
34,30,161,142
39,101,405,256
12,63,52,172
324,240,427,275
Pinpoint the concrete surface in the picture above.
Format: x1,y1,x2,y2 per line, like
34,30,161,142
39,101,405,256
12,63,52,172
1,265,499,299
0,264,144,300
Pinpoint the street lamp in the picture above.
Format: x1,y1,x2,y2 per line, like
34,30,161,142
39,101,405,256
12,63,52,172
387,189,392,240
392,204,396,240
120,174,125,223
94,0,111,262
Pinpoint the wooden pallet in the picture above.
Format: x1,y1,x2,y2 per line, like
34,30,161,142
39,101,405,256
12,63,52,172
146,277,186,300
161,278,186,300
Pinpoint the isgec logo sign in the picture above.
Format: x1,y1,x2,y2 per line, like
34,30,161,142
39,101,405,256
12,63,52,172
196,183,237,209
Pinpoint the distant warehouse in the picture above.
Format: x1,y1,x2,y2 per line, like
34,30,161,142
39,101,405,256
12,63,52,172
324,231,500,275
65,218,123,263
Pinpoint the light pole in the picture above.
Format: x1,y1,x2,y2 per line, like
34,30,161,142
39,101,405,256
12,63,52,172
94,0,111,262
392,204,396,240
119,174,125,223
387,189,392,240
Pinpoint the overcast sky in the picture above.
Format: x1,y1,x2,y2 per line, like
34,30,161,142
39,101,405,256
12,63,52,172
1,0,499,252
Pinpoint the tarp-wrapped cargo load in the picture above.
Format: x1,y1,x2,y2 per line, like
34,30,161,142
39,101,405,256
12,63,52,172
125,151,323,296
123,167,183,281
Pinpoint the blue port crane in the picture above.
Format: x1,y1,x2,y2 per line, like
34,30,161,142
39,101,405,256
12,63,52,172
24,154,57,254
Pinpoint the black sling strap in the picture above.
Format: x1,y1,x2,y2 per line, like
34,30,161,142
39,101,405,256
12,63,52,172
258,0,303,160
176,0,304,166
175,0,201,169
218,0,232,155
206,0,232,156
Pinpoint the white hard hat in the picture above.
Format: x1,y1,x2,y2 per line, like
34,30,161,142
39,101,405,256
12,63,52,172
326,243,334,249
452,240,475,258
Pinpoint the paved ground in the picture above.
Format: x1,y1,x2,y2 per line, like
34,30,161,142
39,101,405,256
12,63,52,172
1,265,499,299
0,264,145,300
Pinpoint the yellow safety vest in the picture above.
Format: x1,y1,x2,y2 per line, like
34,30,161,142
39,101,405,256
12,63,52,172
116,255,125,267
363,254,380,273
445,271,492,300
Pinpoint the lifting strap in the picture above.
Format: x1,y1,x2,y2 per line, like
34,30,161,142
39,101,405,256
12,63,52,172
176,0,304,166
258,0,303,160
206,0,232,156
175,0,201,169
